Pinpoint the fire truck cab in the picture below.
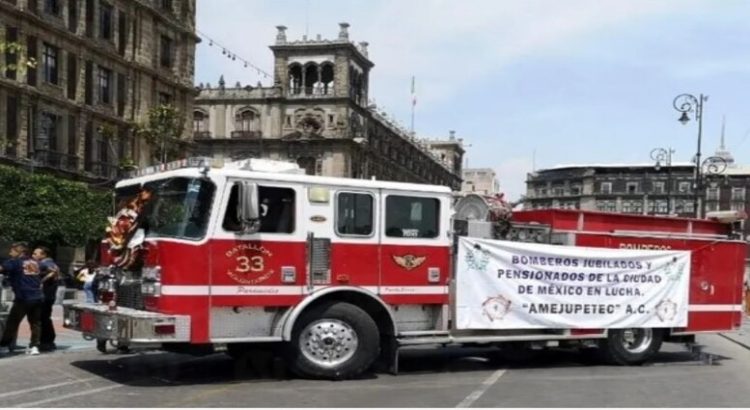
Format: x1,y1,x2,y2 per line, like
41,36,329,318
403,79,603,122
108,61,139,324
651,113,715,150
63,158,747,379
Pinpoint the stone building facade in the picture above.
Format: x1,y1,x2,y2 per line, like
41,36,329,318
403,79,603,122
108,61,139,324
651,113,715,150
461,167,499,195
0,0,197,181
193,23,464,190
524,139,750,224
525,163,699,217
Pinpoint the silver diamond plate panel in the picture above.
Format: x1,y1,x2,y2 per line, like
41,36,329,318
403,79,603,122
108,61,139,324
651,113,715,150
392,304,442,332
210,307,289,339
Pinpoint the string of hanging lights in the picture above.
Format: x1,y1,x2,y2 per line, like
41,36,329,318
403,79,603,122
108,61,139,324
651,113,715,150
196,29,273,80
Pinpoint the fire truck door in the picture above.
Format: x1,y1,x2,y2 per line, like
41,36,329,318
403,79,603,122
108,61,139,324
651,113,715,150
209,181,307,315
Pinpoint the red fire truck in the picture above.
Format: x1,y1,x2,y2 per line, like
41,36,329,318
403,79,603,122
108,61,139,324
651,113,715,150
63,158,747,379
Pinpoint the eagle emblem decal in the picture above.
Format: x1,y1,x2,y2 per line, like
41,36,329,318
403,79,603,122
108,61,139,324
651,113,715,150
655,299,678,322
392,254,427,271
482,295,512,322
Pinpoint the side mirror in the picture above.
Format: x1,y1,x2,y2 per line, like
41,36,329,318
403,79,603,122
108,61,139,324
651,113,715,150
237,182,260,233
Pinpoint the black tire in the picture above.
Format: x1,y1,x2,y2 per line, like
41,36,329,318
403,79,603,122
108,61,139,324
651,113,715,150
96,338,108,353
602,328,663,365
286,302,380,380
114,342,130,354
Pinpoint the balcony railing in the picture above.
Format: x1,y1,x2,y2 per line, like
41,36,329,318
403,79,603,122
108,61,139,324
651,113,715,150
85,160,120,180
287,87,334,98
193,131,212,140
32,150,79,172
231,130,262,139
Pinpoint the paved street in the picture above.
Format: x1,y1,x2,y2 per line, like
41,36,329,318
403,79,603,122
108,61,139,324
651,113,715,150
4,314,750,407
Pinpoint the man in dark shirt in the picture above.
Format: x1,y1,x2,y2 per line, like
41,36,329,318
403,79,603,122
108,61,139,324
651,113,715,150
33,246,59,352
0,242,43,356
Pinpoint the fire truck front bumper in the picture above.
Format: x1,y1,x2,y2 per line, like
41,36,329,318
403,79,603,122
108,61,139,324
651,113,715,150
63,303,190,344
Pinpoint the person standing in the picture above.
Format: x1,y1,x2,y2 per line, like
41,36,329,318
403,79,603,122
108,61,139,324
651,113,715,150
76,261,98,303
33,246,59,352
0,242,43,356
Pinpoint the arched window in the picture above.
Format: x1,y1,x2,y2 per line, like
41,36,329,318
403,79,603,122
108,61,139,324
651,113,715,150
320,63,334,95
235,108,259,132
288,63,302,95
193,110,207,133
304,63,318,95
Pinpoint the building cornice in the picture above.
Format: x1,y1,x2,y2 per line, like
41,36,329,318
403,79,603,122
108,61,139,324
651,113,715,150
195,91,353,106
270,42,374,69
193,137,460,185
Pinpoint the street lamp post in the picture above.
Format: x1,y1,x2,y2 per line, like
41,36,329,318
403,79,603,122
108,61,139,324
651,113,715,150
650,147,675,215
673,93,708,217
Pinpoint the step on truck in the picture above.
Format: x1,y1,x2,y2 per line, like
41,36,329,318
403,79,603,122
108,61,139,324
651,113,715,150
63,157,747,379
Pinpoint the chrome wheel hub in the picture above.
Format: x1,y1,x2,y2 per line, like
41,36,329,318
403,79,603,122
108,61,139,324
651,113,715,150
620,328,653,354
299,319,358,368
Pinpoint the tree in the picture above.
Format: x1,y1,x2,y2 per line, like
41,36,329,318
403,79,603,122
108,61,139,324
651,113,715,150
0,165,111,247
133,104,186,165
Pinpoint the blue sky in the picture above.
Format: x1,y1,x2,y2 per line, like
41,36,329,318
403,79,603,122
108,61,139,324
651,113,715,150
195,0,750,200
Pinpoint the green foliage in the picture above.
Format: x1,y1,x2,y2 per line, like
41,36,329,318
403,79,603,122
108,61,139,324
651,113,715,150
0,39,37,76
0,40,35,150
0,165,111,246
133,104,185,164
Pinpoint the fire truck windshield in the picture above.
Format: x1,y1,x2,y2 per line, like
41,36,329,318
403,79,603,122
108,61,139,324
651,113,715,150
114,177,216,240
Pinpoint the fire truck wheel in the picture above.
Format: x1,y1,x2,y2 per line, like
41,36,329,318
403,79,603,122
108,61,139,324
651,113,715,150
96,338,108,353
287,302,380,380
603,328,663,365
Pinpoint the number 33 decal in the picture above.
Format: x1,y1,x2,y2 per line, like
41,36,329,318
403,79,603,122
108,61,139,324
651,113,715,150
236,256,264,272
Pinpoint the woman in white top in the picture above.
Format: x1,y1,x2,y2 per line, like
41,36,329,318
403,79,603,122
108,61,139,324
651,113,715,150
76,261,97,303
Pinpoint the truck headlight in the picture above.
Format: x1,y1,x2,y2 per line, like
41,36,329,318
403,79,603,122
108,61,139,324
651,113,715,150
142,266,161,281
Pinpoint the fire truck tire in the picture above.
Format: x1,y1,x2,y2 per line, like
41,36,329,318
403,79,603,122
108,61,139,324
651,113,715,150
96,338,108,353
603,328,663,365
286,301,380,380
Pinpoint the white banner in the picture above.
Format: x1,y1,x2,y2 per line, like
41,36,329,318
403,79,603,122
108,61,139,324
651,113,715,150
456,237,691,329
